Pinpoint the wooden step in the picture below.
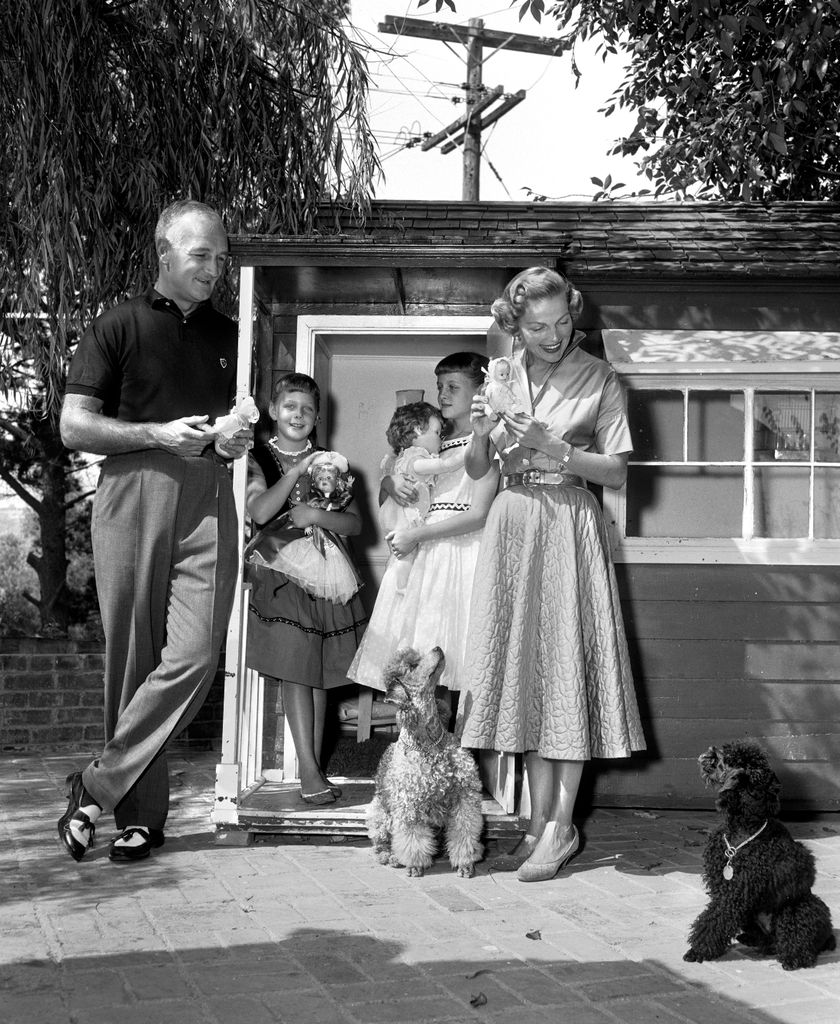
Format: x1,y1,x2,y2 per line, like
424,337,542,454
222,778,521,838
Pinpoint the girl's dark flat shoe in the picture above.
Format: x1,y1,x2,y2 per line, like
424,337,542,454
57,771,96,862
321,777,342,799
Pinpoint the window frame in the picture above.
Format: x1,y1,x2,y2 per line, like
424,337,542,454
602,331,840,566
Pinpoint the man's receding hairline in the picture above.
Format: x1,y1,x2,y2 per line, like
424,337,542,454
155,203,225,253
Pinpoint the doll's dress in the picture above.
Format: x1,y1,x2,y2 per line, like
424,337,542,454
484,378,526,417
266,495,362,604
377,445,435,535
347,437,474,692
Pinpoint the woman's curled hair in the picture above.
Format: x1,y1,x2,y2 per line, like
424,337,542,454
491,267,583,335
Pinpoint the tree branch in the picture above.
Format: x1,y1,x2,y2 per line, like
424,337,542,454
0,466,42,514
0,415,34,446
65,489,96,511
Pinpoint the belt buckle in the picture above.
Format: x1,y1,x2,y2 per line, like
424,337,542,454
521,468,542,487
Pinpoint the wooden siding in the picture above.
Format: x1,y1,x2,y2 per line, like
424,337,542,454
590,565,840,812
238,200,840,814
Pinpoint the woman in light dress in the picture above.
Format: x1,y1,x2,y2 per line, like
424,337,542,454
458,268,646,882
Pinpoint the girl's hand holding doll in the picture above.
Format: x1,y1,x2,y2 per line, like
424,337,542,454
289,502,321,529
290,450,319,479
387,473,419,507
386,525,421,559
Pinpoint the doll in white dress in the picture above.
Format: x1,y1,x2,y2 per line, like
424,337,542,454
213,394,260,440
377,401,465,593
481,357,527,456
482,356,526,417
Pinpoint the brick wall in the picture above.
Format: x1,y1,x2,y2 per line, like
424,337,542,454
0,639,225,753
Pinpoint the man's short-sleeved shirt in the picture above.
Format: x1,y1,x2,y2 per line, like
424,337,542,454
65,288,237,422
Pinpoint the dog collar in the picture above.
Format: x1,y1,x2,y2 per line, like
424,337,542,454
722,820,768,880
403,722,448,751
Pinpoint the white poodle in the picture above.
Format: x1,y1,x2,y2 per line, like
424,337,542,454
367,646,484,877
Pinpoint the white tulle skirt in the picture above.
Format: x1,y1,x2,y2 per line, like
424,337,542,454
256,529,361,605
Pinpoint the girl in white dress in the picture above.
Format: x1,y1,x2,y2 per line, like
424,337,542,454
347,352,499,696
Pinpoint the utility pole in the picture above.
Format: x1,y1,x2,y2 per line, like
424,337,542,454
379,14,571,200
463,19,483,202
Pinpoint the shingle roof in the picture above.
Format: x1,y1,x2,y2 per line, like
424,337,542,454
230,201,840,279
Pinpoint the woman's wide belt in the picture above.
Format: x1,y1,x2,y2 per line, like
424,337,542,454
504,469,583,488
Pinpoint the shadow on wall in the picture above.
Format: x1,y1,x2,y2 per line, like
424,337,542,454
582,287,839,332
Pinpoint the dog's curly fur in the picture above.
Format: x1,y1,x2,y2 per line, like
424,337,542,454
366,646,484,878
684,741,835,970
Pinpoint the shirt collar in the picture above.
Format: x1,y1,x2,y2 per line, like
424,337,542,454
145,287,211,319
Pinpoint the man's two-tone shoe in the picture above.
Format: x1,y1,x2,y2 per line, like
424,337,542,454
108,826,165,862
57,771,97,862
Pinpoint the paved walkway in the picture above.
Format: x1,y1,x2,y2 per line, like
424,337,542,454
2,749,839,1024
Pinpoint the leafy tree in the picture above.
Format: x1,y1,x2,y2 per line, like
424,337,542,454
422,0,840,200
549,0,840,199
0,0,378,634
0,526,41,637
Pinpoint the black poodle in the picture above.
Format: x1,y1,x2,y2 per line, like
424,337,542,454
684,741,835,971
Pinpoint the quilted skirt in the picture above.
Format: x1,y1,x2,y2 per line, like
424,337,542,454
458,483,645,760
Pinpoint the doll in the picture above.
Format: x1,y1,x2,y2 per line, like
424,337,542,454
377,402,465,594
482,357,526,417
213,394,259,440
249,451,362,604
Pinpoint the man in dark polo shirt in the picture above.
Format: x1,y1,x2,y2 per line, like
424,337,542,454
58,199,251,863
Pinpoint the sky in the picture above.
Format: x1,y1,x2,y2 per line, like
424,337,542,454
347,1,649,203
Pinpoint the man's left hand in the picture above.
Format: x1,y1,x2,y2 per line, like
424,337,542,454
214,426,253,460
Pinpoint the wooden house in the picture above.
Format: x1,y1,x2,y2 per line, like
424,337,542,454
214,200,840,836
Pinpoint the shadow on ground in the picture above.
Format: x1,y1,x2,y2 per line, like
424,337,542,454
1,929,823,1024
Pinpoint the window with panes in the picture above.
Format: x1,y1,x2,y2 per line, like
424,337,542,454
601,332,840,564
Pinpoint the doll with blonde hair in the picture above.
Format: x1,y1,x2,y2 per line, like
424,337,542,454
254,450,362,604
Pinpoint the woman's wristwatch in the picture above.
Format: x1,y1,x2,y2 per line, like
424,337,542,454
557,440,574,466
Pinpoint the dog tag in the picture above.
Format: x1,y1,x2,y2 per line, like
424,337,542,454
722,864,734,881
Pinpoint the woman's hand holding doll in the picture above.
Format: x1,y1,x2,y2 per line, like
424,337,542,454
500,410,552,451
470,393,498,436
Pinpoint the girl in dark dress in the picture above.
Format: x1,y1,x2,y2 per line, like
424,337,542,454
245,373,366,805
